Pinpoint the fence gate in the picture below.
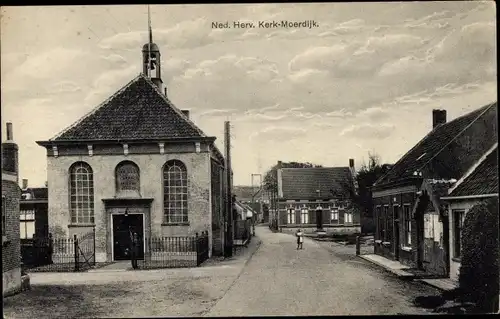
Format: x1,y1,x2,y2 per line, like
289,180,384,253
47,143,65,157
75,227,96,271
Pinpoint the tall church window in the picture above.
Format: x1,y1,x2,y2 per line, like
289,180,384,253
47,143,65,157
115,161,140,196
163,160,188,223
69,162,94,224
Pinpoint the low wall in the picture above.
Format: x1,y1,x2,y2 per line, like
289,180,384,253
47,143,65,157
280,225,361,236
146,252,196,261
2,267,21,297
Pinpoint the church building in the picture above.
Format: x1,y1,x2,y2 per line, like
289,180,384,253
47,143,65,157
36,21,226,262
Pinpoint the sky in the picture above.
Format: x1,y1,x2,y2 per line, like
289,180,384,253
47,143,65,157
0,2,497,187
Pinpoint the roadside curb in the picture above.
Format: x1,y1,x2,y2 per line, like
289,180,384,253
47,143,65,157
357,255,415,279
416,278,458,292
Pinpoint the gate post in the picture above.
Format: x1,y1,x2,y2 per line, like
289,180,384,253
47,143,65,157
74,234,79,272
356,236,361,256
195,232,199,266
131,232,138,269
93,226,96,266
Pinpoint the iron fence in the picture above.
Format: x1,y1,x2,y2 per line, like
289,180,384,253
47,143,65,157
21,228,96,273
132,231,210,269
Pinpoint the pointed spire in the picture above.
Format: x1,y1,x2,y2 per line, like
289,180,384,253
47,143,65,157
147,5,152,77
148,5,153,44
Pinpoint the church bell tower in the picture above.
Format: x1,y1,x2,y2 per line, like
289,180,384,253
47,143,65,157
142,6,163,92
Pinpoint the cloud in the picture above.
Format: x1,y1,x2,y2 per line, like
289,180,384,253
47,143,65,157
199,109,237,116
340,123,395,139
356,107,389,121
162,58,191,83
288,44,353,73
325,109,353,118
84,65,138,106
434,22,496,65
378,55,429,77
47,80,82,94
249,126,307,142
169,54,283,114
3,48,86,93
101,54,128,66
99,18,215,51
402,10,454,30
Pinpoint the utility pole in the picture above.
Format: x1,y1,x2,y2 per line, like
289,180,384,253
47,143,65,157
251,173,262,234
224,121,233,257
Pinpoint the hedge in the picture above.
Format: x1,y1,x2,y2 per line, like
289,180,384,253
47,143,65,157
458,198,499,313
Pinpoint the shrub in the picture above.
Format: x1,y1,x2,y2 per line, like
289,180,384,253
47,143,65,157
458,198,499,313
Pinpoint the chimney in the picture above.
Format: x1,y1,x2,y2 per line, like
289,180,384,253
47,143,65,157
277,161,283,169
181,110,190,119
349,158,355,169
1,122,19,178
22,179,28,190
6,122,13,141
432,109,447,128
164,87,167,96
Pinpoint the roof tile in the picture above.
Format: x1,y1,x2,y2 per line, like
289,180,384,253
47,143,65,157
449,146,498,197
51,74,206,141
280,167,353,199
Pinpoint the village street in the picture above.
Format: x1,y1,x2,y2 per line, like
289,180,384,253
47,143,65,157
3,226,441,318
205,226,440,316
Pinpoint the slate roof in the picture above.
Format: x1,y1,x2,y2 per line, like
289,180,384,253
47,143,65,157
280,167,353,199
49,74,207,141
448,145,498,197
375,102,497,186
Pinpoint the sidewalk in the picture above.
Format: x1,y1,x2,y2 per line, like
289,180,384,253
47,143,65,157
358,254,415,279
202,235,262,268
358,254,459,292
28,237,262,286
417,278,458,292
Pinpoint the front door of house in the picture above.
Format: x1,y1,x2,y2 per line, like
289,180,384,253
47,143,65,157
316,208,323,230
393,205,400,260
112,214,144,261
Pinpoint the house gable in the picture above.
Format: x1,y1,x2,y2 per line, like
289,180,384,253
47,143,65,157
374,102,497,188
45,74,208,142
446,144,498,198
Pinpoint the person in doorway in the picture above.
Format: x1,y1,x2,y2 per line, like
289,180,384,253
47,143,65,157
296,229,304,250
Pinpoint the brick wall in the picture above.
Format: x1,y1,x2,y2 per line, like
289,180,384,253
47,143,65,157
278,199,360,227
373,189,418,267
2,179,21,272
2,126,22,296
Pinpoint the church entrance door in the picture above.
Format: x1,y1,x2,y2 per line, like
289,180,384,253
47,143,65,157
112,214,144,261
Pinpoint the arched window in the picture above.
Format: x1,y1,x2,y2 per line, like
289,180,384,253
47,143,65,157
69,162,94,224
163,160,188,223
115,161,140,197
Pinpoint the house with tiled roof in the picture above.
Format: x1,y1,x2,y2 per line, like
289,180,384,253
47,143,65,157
441,143,498,282
275,159,360,235
371,102,497,278
36,25,227,261
19,179,49,241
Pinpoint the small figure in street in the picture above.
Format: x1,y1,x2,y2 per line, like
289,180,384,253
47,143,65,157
296,229,304,250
